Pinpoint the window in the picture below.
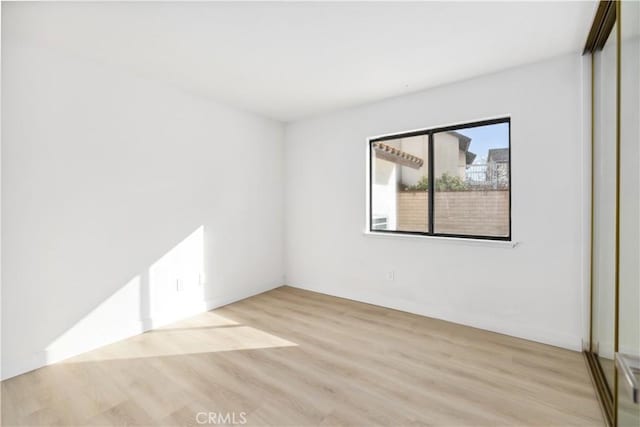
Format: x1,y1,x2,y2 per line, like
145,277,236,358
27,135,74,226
369,118,511,241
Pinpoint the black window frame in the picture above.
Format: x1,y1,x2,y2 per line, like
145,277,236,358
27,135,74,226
368,117,512,241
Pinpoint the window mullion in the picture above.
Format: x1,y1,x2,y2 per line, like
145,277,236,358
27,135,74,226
428,132,435,235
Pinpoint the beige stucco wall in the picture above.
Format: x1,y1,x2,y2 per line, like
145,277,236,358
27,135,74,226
394,132,467,188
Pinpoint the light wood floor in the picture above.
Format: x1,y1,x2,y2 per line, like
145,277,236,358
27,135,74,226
2,286,603,426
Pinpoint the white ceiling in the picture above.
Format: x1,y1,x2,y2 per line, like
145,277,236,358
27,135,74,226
3,1,597,122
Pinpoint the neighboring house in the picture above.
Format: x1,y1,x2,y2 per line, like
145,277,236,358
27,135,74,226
371,132,475,229
440,131,476,180
487,148,509,188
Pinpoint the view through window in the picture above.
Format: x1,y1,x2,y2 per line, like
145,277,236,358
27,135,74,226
370,118,510,240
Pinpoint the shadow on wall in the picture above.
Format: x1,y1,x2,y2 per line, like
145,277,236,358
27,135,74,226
43,226,214,366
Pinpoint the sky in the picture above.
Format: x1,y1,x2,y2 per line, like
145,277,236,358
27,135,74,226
456,122,509,164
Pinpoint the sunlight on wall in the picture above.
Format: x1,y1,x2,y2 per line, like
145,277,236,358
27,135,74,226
44,226,296,365
44,226,210,365
45,275,144,364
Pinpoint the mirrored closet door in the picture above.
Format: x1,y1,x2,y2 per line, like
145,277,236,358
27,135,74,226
586,1,639,426
592,11,617,394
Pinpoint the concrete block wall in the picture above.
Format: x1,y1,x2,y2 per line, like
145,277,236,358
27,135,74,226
397,190,509,236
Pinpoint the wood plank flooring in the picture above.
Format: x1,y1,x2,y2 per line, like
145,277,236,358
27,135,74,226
2,286,603,426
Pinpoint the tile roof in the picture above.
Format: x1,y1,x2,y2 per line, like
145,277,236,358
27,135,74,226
372,142,424,169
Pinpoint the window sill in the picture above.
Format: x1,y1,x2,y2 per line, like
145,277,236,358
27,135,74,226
362,230,519,248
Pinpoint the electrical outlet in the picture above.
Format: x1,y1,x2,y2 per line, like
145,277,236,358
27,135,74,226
386,270,395,281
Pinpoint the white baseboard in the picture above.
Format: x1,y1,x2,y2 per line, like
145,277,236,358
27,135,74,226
287,282,582,352
1,283,281,381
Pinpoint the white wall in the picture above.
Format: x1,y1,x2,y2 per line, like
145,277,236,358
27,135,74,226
1,42,284,379
285,54,587,351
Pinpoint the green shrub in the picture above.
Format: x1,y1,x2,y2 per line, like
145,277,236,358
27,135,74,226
435,172,468,191
402,173,468,192
403,175,429,191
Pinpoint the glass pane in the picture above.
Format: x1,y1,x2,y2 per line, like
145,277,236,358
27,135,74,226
432,122,510,238
619,0,640,424
593,20,617,392
371,134,429,232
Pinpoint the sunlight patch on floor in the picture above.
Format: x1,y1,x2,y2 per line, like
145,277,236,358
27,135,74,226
62,311,296,363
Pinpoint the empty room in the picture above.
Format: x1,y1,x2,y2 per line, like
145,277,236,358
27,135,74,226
1,1,639,426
